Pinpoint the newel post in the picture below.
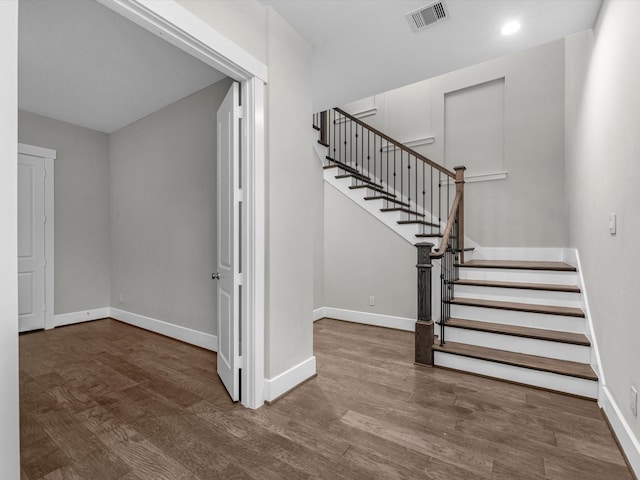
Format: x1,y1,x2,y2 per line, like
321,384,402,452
454,166,466,264
415,242,434,366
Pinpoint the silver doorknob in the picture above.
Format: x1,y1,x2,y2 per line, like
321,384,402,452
212,272,220,280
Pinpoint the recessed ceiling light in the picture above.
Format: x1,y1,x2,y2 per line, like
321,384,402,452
501,21,521,36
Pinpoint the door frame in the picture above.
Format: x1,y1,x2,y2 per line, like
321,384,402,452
18,142,55,332
99,0,267,409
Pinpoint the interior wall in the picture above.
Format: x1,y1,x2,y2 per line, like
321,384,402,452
177,0,316,380
565,0,640,450
0,3,20,479
264,6,314,378
109,79,232,335
18,111,111,315
313,147,325,310
324,184,416,319
341,39,568,248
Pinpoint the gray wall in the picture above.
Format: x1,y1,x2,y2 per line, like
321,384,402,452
264,7,314,378
18,111,111,315
324,184,416,319
565,1,640,445
180,1,316,380
110,79,232,335
342,39,568,248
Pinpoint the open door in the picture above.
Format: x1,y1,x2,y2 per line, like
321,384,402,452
17,153,46,332
215,82,241,401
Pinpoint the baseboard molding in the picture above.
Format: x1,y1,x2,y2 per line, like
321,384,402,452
601,385,640,477
54,307,111,328
110,308,217,352
314,307,415,332
264,356,316,402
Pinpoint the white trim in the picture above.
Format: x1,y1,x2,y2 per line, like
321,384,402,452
313,307,327,321
574,249,604,384
601,385,640,477
98,0,267,82
316,307,415,332
381,136,435,152
264,356,316,402
335,108,377,123
99,0,266,409
444,171,507,184
110,307,218,351
240,77,266,409
18,143,57,160
18,143,56,331
54,307,111,327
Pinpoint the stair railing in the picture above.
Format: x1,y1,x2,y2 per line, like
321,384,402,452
313,109,465,366
314,108,457,237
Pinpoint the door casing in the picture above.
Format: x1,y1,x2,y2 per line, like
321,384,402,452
98,0,267,409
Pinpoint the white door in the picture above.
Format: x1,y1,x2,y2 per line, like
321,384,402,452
18,154,46,332
216,82,242,401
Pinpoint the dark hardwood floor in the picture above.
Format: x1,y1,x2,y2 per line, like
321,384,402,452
19,318,634,479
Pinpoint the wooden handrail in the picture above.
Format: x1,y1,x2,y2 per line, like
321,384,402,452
430,191,461,258
430,165,465,260
333,107,455,178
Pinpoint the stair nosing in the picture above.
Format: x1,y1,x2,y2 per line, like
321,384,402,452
433,341,597,381
445,317,590,346
454,279,581,293
381,207,425,217
457,260,577,272
450,297,585,318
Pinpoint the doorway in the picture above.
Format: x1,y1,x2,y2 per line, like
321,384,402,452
17,143,55,333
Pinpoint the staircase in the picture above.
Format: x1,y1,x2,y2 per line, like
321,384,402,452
313,109,598,399
433,253,598,398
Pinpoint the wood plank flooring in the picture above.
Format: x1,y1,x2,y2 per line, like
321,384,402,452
19,318,634,480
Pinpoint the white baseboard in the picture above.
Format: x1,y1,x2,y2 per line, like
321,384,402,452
54,307,111,328
600,385,640,477
264,355,316,402
314,307,415,332
110,308,217,352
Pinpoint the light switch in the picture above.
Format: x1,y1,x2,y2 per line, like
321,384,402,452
609,213,617,235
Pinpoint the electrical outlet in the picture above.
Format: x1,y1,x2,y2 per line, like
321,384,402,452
631,386,638,417
119,293,124,303
369,296,375,306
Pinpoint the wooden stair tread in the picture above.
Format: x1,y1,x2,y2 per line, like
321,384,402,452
433,341,598,381
458,260,577,272
415,233,442,238
454,279,580,293
324,156,361,174
446,318,590,346
397,219,439,227
335,173,370,181
450,297,585,317
364,196,410,207
381,207,424,217
349,183,388,194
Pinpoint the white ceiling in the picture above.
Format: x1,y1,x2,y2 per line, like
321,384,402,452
18,0,227,134
261,0,602,111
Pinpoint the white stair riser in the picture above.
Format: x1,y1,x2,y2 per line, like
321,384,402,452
458,268,578,286
453,285,582,308
434,352,598,399
443,328,591,363
470,247,571,262
450,304,585,333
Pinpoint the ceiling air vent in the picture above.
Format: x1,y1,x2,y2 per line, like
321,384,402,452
406,1,449,33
